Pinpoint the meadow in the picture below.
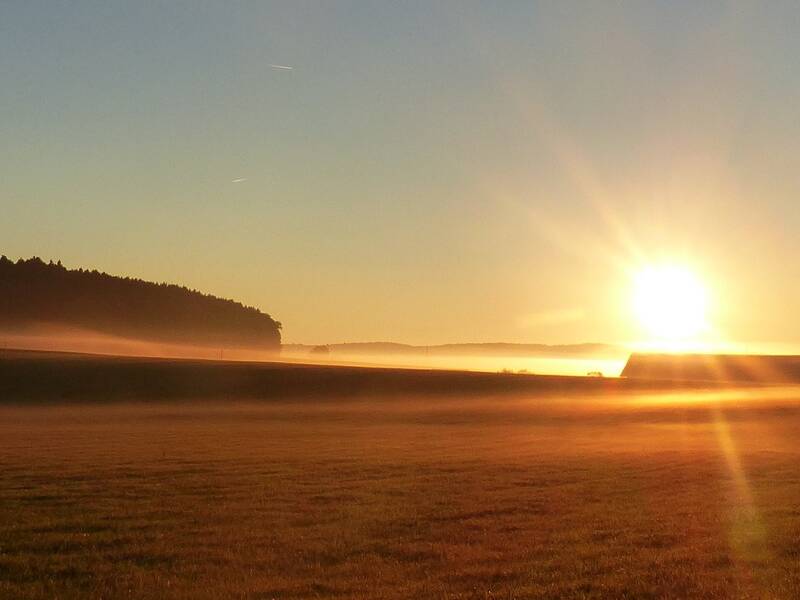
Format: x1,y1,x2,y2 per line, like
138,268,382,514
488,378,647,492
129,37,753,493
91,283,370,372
3,352,800,598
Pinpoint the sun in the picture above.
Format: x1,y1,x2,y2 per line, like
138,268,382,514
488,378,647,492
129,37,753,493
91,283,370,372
632,265,709,341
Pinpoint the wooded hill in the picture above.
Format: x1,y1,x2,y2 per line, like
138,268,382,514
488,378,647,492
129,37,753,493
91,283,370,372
0,257,281,350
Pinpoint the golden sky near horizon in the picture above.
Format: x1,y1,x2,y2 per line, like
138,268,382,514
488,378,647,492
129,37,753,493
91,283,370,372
3,2,800,347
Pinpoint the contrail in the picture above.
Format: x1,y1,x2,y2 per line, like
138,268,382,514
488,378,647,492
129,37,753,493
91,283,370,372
231,178,247,183
269,64,294,71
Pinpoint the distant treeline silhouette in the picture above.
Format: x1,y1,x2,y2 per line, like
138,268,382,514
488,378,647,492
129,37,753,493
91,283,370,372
0,257,281,350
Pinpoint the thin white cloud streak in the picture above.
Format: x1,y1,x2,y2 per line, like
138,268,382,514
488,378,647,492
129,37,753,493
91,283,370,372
269,64,294,70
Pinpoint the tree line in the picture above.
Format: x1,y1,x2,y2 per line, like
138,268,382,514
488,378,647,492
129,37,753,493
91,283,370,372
0,256,281,350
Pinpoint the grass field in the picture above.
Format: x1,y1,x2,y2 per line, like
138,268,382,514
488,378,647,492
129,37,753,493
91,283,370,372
3,352,800,598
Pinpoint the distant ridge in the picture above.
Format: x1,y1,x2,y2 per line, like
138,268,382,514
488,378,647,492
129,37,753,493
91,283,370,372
622,353,800,383
0,256,281,350
284,341,620,357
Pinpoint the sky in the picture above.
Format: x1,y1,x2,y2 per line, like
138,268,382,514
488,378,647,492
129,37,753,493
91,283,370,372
3,1,800,346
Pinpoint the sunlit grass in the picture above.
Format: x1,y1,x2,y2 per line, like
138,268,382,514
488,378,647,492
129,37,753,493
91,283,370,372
4,386,800,598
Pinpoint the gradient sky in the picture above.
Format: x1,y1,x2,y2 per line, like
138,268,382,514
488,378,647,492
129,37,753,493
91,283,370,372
3,1,800,346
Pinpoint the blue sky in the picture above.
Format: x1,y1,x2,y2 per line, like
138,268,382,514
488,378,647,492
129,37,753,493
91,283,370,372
3,1,800,345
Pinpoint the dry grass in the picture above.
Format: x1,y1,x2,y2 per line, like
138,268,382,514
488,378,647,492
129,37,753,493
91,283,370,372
3,370,800,597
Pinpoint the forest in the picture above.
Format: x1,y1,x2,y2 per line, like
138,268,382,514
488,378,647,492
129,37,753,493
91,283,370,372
0,256,281,350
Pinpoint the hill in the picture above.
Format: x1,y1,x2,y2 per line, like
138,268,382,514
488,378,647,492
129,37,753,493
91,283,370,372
0,349,731,403
0,256,281,350
622,352,800,383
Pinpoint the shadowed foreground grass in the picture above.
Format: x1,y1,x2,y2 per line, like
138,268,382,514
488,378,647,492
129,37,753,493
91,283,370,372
3,357,800,598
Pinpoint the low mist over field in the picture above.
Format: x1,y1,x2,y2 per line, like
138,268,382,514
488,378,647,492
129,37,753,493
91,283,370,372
282,342,628,376
1,320,627,377
0,324,281,364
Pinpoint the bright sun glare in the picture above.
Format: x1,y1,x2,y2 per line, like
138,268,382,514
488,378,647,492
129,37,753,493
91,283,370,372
632,265,709,342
